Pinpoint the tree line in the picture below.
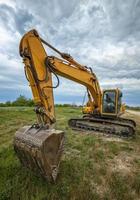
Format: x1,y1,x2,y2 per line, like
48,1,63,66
0,95,34,107
0,95,78,107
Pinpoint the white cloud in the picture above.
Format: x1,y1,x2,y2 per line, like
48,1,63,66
0,0,140,105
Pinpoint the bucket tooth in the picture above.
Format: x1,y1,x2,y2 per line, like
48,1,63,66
14,125,65,182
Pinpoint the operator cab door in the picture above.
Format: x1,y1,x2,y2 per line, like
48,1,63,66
102,89,118,117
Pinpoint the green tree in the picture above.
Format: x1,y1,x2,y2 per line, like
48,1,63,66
12,95,28,106
5,101,11,106
27,99,34,106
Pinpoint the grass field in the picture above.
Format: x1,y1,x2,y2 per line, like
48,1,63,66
0,107,140,200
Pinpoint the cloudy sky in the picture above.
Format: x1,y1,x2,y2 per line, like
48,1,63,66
0,0,140,106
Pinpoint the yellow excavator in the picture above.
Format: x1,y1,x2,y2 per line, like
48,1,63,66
14,29,136,182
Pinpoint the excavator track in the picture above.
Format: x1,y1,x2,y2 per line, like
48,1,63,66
68,117,136,137
83,114,136,127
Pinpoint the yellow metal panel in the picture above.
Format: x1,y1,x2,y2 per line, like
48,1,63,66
20,30,55,123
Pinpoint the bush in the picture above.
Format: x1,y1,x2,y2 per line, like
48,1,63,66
0,95,34,107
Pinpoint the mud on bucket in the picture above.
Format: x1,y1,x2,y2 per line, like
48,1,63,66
13,125,65,182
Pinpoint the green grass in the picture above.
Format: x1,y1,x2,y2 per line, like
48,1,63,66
0,106,140,200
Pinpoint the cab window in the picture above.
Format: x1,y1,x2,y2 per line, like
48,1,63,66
117,91,122,112
102,91,116,114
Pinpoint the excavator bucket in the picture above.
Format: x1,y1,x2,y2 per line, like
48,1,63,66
14,126,65,182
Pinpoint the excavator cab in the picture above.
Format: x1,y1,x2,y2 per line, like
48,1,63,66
102,89,123,116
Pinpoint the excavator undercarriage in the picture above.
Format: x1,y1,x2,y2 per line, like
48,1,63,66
69,116,136,138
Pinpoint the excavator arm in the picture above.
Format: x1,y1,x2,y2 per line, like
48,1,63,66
19,30,55,125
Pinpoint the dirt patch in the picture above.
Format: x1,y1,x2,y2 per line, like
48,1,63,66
127,110,140,116
109,152,136,174
102,136,124,142
124,110,140,125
